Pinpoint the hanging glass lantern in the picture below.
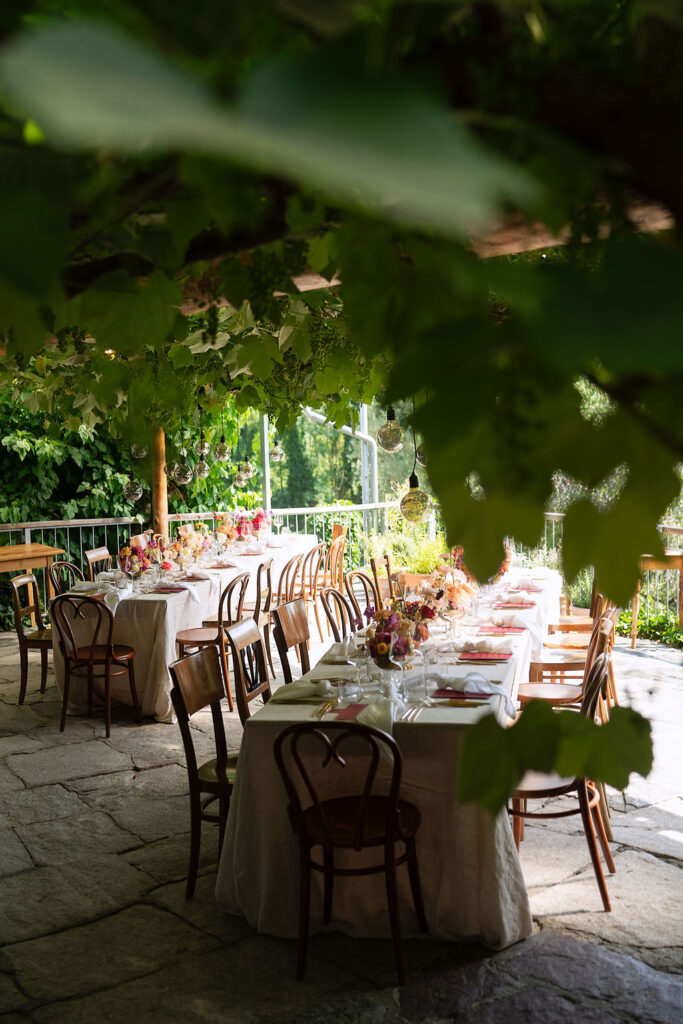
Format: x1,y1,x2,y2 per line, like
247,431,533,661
399,472,431,523
239,459,255,479
130,443,148,460
234,471,247,488
415,443,426,468
270,438,284,463
123,474,143,501
175,462,193,485
165,461,179,479
213,435,231,462
194,459,210,479
196,431,210,458
376,407,405,453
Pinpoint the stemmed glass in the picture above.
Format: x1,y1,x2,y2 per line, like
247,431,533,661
273,513,283,535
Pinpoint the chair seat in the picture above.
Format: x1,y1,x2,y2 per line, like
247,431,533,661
25,628,52,647
518,682,583,703
75,643,134,663
177,627,221,647
543,634,590,650
303,795,421,847
198,754,238,787
514,770,577,797
531,652,586,669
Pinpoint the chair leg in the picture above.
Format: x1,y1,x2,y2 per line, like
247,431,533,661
40,647,48,693
596,781,614,842
60,664,71,733
87,666,93,719
218,794,229,856
186,788,202,900
219,641,234,712
511,798,523,851
384,844,406,985
18,646,28,705
590,794,616,873
104,671,111,739
313,598,326,644
578,781,612,911
296,853,311,981
406,838,428,932
127,659,142,720
323,847,334,925
264,623,275,677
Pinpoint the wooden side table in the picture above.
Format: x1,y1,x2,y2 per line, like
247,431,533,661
0,543,66,624
631,550,683,648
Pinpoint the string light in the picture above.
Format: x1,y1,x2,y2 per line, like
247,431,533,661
376,407,405,453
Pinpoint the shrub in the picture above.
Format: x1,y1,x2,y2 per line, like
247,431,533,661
616,610,683,650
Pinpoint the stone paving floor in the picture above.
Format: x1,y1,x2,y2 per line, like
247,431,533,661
0,631,681,1023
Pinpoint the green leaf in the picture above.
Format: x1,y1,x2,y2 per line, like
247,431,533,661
80,270,183,353
228,335,282,379
0,188,66,298
0,21,533,237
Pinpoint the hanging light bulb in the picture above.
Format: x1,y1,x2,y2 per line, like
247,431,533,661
165,461,179,479
415,443,426,468
239,459,255,479
270,438,284,463
123,473,143,501
234,471,247,488
376,407,405,453
194,459,210,479
213,435,231,462
130,443,148,460
196,431,210,458
175,460,193,485
400,472,431,523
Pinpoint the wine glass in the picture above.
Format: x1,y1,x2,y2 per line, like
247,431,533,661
273,513,283,535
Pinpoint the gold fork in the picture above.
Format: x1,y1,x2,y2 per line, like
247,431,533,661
314,700,334,720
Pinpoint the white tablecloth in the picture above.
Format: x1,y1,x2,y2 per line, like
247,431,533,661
206,534,318,604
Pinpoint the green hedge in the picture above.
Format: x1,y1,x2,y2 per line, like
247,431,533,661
616,610,683,650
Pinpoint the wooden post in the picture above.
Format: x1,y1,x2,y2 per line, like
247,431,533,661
151,425,169,538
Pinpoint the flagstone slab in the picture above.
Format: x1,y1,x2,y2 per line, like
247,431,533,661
125,831,219,884
6,741,132,786
145,873,253,943
0,973,29,1017
0,854,156,944
0,703,43,736
0,784,84,826
5,904,218,1002
0,734,45,757
0,828,33,876
68,763,188,810
105,723,215,768
0,763,24,793
14,806,141,866
108,793,190,842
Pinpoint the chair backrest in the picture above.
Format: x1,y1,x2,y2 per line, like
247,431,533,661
10,574,45,638
323,535,346,589
580,652,611,723
252,558,273,624
274,553,304,607
320,587,358,642
225,617,272,725
272,599,311,684
369,555,397,606
297,542,325,599
129,532,151,549
589,574,601,619
51,594,115,664
49,560,85,596
217,572,250,630
344,570,381,622
169,645,229,783
581,605,616,686
331,523,347,542
274,721,402,852
85,546,112,581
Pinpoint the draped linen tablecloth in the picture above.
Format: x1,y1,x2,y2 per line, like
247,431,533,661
207,533,318,605
215,628,537,948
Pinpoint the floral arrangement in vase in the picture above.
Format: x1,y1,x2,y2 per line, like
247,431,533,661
214,513,238,547
235,508,271,540
365,601,435,667
118,535,171,576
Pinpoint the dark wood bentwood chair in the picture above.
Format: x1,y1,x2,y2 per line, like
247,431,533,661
225,618,272,725
320,587,358,642
272,598,311,684
344,569,381,623
84,546,112,580
509,652,616,911
175,572,251,712
170,645,236,899
10,574,52,704
242,558,275,676
52,594,140,737
274,721,427,983
49,560,85,596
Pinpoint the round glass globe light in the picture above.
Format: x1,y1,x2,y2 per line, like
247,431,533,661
196,439,210,458
400,473,431,523
213,437,231,462
239,460,255,479
123,476,143,501
270,443,284,463
234,472,247,488
416,443,426,467
174,463,193,485
130,444,148,460
376,408,405,453
194,459,210,479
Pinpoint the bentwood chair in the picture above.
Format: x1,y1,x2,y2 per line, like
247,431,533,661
225,618,272,726
170,646,236,899
52,594,140,737
370,554,398,608
272,599,311,685
294,542,326,642
10,574,52,704
84,546,112,581
274,720,427,983
549,574,601,634
509,653,617,911
344,569,381,623
273,553,304,610
49,560,85,596
241,558,275,676
176,572,251,712
320,587,358,642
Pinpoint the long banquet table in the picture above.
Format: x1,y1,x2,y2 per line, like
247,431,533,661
215,568,563,950
52,533,319,722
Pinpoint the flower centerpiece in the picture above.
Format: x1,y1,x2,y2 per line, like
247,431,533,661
214,513,238,549
423,548,477,616
365,601,435,668
234,508,271,541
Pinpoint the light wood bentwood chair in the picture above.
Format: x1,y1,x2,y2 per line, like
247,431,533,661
170,646,236,899
274,720,427,984
344,569,381,623
320,587,358,642
241,558,275,676
294,542,326,642
84,546,112,580
271,598,311,684
10,574,52,704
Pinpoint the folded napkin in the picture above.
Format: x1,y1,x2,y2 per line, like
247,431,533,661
270,678,337,703
494,613,543,652
428,671,516,719
154,582,200,603
496,596,536,607
511,575,544,591
437,638,513,655
209,561,237,569
180,571,211,581
509,584,543,594
478,625,525,635
71,581,100,593
321,641,350,664
358,697,405,734
306,663,359,683
332,703,367,721
96,571,117,582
